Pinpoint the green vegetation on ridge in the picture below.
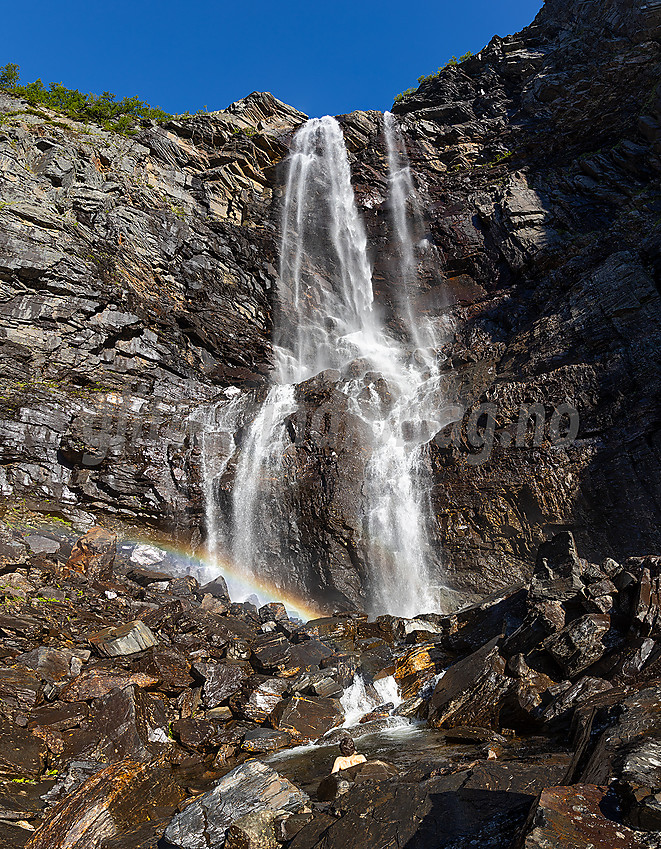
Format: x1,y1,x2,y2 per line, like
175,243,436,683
0,63,172,135
394,51,474,103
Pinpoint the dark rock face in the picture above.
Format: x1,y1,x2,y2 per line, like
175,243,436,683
24,759,186,849
383,0,661,598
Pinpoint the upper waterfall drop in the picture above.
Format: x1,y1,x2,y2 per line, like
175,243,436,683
275,115,397,386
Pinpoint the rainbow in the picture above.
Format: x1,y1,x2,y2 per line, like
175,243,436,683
123,536,323,622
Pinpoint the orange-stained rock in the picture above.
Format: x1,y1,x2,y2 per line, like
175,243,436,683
25,758,186,849
65,527,116,580
394,643,445,700
59,668,157,702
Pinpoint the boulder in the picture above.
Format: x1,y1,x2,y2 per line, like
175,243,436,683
542,614,610,676
294,759,569,849
394,644,446,700
574,684,661,832
230,675,290,723
225,810,278,849
271,695,344,743
428,637,512,730
251,632,292,674
259,602,289,623
529,532,584,603
64,684,169,764
242,727,292,754
197,576,230,601
171,717,220,753
441,585,528,654
320,653,359,689
88,620,158,657
542,676,614,725
59,668,158,702
163,760,309,849
317,760,398,801
65,527,116,581
135,646,194,694
14,647,85,686
193,661,250,707
0,720,47,778
24,759,186,849
0,572,35,600
126,565,172,586
0,664,43,710
514,785,651,848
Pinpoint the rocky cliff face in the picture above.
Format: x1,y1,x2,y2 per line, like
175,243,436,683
1,0,660,610
0,91,304,533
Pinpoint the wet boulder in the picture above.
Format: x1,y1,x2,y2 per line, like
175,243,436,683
394,643,446,700
501,601,567,659
442,585,527,654
575,684,661,831
242,727,292,754
162,760,309,849
295,759,569,849
542,614,610,676
541,676,614,726
230,675,290,723
193,660,251,708
251,632,293,675
320,652,359,689
428,637,512,730
358,642,394,680
317,760,398,801
271,695,344,743
65,527,116,581
88,620,159,657
197,576,230,601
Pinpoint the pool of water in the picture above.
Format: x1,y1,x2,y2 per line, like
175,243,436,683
264,720,460,795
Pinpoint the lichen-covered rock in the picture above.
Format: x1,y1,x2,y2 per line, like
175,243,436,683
24,759,186,849
514,785,653,849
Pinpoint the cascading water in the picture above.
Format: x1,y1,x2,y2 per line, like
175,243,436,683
200,113,453,616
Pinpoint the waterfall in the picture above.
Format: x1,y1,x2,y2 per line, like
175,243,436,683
340,673,403,728
200,113,451,617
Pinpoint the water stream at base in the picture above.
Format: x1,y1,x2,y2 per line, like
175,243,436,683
200,113,453,617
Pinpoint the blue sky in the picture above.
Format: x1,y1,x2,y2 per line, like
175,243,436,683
1,0,544,118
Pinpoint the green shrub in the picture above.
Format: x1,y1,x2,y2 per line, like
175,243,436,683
0,63,172,135
400,49,476,98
